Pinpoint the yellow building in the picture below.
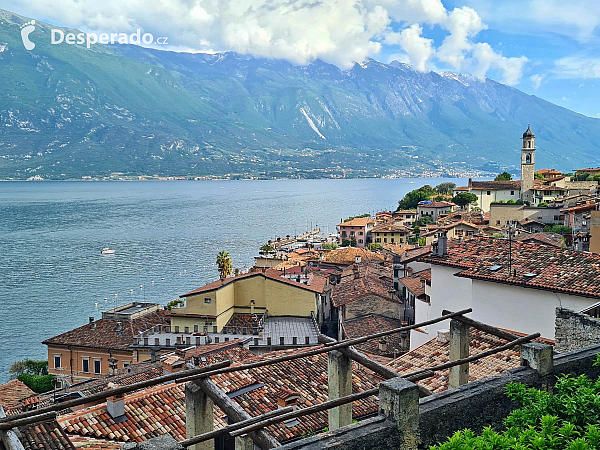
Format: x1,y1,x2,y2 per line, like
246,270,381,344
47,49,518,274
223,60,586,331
171,269,326,332
370,222,411,245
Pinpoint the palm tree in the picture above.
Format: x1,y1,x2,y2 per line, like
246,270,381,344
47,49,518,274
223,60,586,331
216,250,233,280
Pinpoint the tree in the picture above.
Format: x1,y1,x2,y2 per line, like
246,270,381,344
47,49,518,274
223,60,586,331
9,359,48,379
543,225,572,235
397,185,436,210
506,199,516,204
341,238,356,247
435,182,456,195
452,192,478,209
415,216,434,227
576,172,591,181
343,214,370,222
259,243,275,254
538,201,548,207
216,250,233,279
321,242,338,250
367,243,381,252
534,172,546,180
495,172,513,181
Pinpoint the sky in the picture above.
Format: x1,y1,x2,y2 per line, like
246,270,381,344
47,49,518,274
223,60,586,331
2,0,599,118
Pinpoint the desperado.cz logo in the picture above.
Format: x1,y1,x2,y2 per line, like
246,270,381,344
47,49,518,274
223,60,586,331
20,21,168,50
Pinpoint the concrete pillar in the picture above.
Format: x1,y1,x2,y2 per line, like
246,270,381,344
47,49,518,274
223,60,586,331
122,435,183,450
521,342,553,376
448,319,469,389
327,349,352,430
378,377,419,450
185,381,214,450
235,436,255,450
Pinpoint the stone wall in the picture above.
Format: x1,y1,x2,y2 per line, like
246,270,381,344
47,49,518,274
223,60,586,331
555,308,600,353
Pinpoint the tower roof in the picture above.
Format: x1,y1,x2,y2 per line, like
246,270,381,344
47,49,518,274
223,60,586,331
523,124,535,138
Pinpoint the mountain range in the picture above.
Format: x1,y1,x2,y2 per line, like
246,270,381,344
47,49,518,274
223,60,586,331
1,8,600,180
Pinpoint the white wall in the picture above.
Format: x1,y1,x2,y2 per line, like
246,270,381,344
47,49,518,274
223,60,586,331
423,264,597,343
410,265,472,349
473,189,521,212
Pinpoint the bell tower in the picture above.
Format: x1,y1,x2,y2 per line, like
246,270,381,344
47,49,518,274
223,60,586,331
520,124,535,203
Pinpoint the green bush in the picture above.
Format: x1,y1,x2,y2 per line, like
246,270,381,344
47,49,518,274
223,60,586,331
367,243,381,251
17,373,55,393
432,365,600,450
321,242,338,250
543,224,572,235
397,185,436,210
538,201,548,207
506,199,516,204
341,238,356,247
9,359,48,378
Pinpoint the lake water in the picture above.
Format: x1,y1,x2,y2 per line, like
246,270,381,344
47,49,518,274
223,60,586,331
0,178,463,381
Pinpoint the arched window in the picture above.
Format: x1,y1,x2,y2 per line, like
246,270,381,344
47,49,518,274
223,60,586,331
528,141,531,148
526,153,532,164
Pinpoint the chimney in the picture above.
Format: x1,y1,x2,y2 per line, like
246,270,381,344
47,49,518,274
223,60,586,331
355,255,362,264
106,384,125,418
115,321,122,332
89,316,95,323
108,357,118,376
420,279,426,290
162,356,184,375
378,339,388,353
150,349,157,363
400,331,409,350
437,329,450,343
468,178,473,188
436,232,448,256
276,389,300,408
353,264,360,279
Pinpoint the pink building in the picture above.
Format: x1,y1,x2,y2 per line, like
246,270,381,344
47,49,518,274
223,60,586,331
337,217,376,248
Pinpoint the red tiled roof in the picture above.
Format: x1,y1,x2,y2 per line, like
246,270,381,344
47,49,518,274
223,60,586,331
332,263,396,308
59,349,378,443
562,202,599,213
470,180,521,190
418,201,456,208
0,379,36,410
398,269,431,299
337,218,375,227
19,420,76,450
515,232,564,248
387,328,554,393
315,247,384,266
342,314,405,356
181,268,326,297
182,340,254,362
43,310,170,351
426,237,600,299
371,222,411,233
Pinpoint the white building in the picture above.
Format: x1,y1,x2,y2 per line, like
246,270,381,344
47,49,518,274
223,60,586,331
411,236,600,349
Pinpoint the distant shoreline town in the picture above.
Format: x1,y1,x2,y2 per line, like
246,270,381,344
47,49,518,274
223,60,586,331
3,127,600,449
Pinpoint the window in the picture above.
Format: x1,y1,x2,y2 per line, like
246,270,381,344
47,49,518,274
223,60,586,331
376,238,381,243
391,238,395,243
184,326,189,333
82,358,90,373
175,326,179,332
341,231,347,237
358,239,363,243
511,191,514,195
54,355,61,369
383,238,387,243
359,231,363,235
487,191,491,196
194,324,198,332
93,359,101,374
496,220,501,225
123,361,130,368
350,231,355,236
554,215,559,221
204,298,211,303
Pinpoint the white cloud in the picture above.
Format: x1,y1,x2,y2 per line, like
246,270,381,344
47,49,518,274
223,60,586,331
554,56,600,79
6,0,528,82
387,23,434,72
530,73,546,90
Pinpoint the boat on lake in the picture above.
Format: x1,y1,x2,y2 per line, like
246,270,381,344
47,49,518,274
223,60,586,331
101,248,115,255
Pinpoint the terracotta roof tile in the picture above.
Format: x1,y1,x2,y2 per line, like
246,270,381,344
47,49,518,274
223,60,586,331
470,180,521,190
387,328,553,393
59,350,378,444
337,218,376,227
43,310,170,351
398,269,431,299
19,420,76,450
0,379,36,410
316,248,384,266
332,263,397,308
426,237,600,299
342,314,406,356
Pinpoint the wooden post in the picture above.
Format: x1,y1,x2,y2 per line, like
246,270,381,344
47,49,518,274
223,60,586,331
327,350,353,430
0,405,25,450
185,381,214,450
448,319,469,388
